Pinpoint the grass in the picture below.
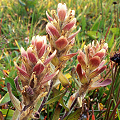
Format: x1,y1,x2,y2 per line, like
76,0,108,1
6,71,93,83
0,0,120,119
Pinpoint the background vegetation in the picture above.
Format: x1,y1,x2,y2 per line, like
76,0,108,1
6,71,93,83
0,0,120,119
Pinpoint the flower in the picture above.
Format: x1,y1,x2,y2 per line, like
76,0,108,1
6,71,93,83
7,35,59,119
57,3,67,21
76,41,111,94
46,3,80,64
46,3,80,86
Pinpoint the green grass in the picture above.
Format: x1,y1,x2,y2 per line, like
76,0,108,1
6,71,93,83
0,0,120,119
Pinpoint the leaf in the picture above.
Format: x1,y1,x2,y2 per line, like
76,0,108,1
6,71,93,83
5,77,16,90
45,91,66,104
52,88,61,96
51,56,59,66
108,34,114,48
81,41,85,50
12,109,20,120
87,31,100,39
8,69,17,78
15,40,21,52
0,109,14,117
34,98,41,111
60,98,69,111
52,106,61,120
63,108,82,120
59,52,78,61
0,71,4,78
110,28,119,35
91,15,101,31
81,16,86,31
0,93,10,106
7,83,22,111
2,87,8,91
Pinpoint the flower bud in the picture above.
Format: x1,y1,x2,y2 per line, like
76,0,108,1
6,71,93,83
55,36,68,50
27,47,37,64
46,23,60,38
57,3,67,21
62,18,76,31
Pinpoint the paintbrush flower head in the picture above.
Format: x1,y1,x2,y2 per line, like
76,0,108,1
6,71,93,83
7,35,59,119
76,40,111,92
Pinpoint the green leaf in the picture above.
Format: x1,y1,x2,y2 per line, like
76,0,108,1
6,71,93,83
108,34,114,48
52,106,61,120
63,108,82,120
0,93,10,106
5,77,16,90
81,16,86,31
8,69,17,78
0,71,4,78
53,88,61,97
45,92,66,104
60,98,69,112
2,87,8,92
0,109,14,117
91,15,101,31
87,31,100,39
110,28,119,35
34,98,41,111
12,109,20,120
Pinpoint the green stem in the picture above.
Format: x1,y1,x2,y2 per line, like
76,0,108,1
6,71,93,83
47,104,49,120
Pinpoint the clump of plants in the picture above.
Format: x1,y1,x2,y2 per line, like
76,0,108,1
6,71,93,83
0,2,120,120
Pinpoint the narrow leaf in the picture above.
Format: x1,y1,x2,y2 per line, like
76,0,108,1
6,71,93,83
108,34,114,48
0,93,10,106
12,109,20,120
59,52,78,61
45,91,66,104
52,106,61,120
60,98,69,111
64,108,82,120
7,83,22,111
90,15,101,31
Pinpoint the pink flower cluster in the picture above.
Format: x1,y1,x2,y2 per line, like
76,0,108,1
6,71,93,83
46,3,80,64
76,41,111,90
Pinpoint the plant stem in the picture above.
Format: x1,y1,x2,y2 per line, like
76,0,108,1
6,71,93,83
60,87,72,113
47,104,49,120
109,99,120,120
50,86,68,120
61,92,79,120
105,65,118,119
37,80,53,113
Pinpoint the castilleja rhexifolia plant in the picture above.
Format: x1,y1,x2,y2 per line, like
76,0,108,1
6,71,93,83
46,3,80,86
61,40,112,119
76,40,111,94
6,3,112,120
7,35,59,119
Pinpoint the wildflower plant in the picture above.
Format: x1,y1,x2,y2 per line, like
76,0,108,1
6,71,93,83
46,3,80,86
4,3,113,120
76,40,111,94
61,40,112,119
7,35,59,119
